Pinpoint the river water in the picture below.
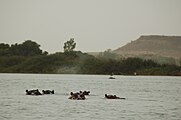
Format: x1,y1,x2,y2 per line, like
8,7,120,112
0,74,181,120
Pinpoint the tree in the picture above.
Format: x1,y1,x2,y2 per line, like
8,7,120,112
0,43,10,56
9,40,43,56
0,43,10,50
98,49,117,60
20,40,43,56
63,38,76,52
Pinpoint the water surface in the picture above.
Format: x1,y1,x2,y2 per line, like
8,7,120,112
0,74,181,120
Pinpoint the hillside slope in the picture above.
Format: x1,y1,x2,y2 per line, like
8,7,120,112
113,35,181,59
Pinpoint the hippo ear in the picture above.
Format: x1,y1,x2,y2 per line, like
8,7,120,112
52,90,54,94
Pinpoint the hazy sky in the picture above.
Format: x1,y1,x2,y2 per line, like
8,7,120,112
0,0,181,53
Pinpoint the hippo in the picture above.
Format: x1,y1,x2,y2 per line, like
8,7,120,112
68,92,86,100
75,91,90,95
105,94,125,99
78,94,85,100
68,92,78,99
105,94,114,99
42,90,54,94
26,89,42,95
83,91,90,95
26,89,37,95
33,90,42,95
26,89,33,95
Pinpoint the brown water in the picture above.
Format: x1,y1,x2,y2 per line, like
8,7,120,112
0,74,181,120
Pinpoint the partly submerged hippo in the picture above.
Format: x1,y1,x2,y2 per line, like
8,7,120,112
42,90,54,94
26,89,42,95
105,94,125,99
82,91,90,95
68,92,78,99
74,91,90,95
68,92,86,100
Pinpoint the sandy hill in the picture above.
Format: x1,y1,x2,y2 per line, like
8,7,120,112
113,35,181,59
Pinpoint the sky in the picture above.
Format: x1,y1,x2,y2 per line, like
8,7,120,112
0,0,181,53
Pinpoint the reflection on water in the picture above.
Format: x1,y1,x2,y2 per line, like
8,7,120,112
0,74,181,120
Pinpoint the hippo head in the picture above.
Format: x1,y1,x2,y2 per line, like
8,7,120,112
52,90,54,94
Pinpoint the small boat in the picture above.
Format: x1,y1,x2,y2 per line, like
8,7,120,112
109,73,115,79
109,72,115,79
109,76,115,79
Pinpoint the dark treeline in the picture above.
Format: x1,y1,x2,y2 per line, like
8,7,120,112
0,40,48,56
0,40,181,75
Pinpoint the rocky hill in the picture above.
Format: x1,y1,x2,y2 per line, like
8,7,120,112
112,35,181,65
113,35,181,58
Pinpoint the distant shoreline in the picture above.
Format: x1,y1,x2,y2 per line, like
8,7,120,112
0,73,180,76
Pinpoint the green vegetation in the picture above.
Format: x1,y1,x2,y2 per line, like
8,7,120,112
63,38,76,53
0,40,47,56
0,40,180,76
